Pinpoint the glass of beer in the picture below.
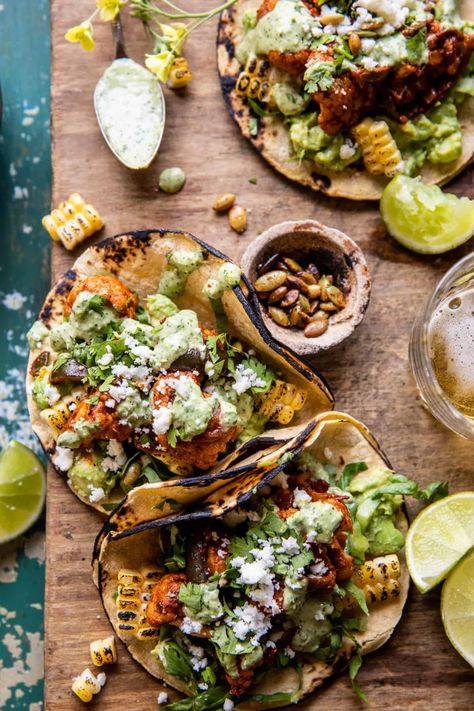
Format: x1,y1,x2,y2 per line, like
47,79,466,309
409,253,474,439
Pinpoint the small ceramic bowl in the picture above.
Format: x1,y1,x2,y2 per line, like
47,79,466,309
241,220,371,356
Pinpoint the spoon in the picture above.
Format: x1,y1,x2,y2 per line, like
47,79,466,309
94,17,166,170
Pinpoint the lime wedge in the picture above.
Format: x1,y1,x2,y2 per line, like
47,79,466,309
0,441,46,544
380,176,474,254
405,492,474,593
441,549,474,668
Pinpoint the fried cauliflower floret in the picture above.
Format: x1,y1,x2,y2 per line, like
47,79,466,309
65,275,137,317
146,573,186,627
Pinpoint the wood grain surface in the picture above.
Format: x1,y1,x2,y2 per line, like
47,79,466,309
46,2,474,708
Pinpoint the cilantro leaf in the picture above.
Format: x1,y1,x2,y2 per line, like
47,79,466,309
240,356,274,393
87,293,106,314
161,687,229,711
304,60,335,93
349,653,368,704
371,473,448,502
167,425,178,448
406,28,427,63
340,462,368,490
343,580,369,615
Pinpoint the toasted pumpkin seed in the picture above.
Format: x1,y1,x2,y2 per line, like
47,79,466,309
255,270,287,292
257,253,280,275
320,12,344,24
213,193,236,212
327,285,345,308
309,300,320,315
319,301,338,312
297,271,317,285
307,284,321,300
307,263,320,279
280,289,299,308
287,274,309,295
298,295,311,313
289,305,303,327
277,260,290,272
304,318,328,338
228,205,247,233
319,275,330,301
268,306,290,327
315,309,329,319
268,285,288,304
123,461,141,487
282,257,303,273
348,32,361,55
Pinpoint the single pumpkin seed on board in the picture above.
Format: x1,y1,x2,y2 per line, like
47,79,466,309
228,205,247,233
280,289,299,308
255,270,288,292
304,318,329,338
268,285,288,304
213,193,236,212
268,306,290,327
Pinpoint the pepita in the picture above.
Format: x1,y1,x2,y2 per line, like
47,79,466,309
309,300,320,315
255,270,287,292
307,284,321,300
327,285,345,308
287,274,309,295
213,193,236,213
228,205,247,233
304,318,329,338
348,32,361,55
282,257,303,273
297,271,317,285
320,12,345,24
268,306,290,327
319,302,338,312
307,263,320,279
268,285,288,304
298,295,311,313
257,253,280,275
280,289,299,308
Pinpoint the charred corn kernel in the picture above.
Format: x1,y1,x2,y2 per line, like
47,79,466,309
236,58,272,103
352,118,404,178
353,554,401,604
90,635,117,666
116,568,163,638
72,668,106,703
236,72,251,96
42,193,104,250
40,387,86,436
248,76,261,99
167,56,193,89
256,380,306,424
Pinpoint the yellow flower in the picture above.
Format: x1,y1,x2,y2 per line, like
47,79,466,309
160,23,189,55
65,22,95,51
145,51,175,82
96,0,126,22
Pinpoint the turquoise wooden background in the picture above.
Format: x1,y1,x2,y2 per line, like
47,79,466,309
0,1,51,707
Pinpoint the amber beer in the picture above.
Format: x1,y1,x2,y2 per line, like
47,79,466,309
428,288,474,417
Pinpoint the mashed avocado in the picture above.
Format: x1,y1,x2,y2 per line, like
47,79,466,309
31,375,60,410
287,500,343,543
290,598,333,652
289,115,361,170
272,83,310,117
391,99,462,173
237,413,268,444
150,310,205,371
67,451,116,499
146,293,178,323
27,320,49,349
283,575,308,614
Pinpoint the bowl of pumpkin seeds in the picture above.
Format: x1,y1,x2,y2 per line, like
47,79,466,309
241,220,371,356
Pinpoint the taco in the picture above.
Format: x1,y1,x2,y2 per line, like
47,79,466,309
26,229,333,514
94,412,440,709
217,0,474,200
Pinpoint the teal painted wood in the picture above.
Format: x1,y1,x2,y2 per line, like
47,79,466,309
0,1,51,708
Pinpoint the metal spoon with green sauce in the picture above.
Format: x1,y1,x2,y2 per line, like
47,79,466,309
94,18,166,170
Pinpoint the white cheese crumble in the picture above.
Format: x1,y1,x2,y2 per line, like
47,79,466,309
53,446,74,472
108,380,136,402
101,440,127,473
360,56,378,70
157,692,168,705
97,346,114,366
339,141,357,160
223,700,234,711
181,617,203,634
232,364,266,395
293,488,312,508
43,382,61,406
88,485,106,503
152,406,172,435
230,603,271,645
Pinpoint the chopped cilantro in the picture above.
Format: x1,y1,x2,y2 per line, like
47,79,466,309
87,294,106,314
406,28,427,63
349,652,368,704
249,116,258,137
304,60,335,93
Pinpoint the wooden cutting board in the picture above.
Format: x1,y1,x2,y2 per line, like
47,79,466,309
46,1,474,708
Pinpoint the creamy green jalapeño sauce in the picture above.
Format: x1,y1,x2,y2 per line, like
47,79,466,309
94,58,165,170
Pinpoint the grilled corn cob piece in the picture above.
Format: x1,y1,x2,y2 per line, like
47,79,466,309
255,380,307,424
42,193,104,251
352,118,404,178
72,668,106,703
167,56,193,88
236,58,274,106
90,635,117,667
116,567,163,638
40,387,86,436
353,554,401,604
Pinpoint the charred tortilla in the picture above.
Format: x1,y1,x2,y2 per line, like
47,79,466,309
26,229,333,514
217,0,474,200
94,412,409,708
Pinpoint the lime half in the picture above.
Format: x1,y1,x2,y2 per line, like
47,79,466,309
441,549,474,668
0,441,46,544
405,491,474,593
380,176,474,254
